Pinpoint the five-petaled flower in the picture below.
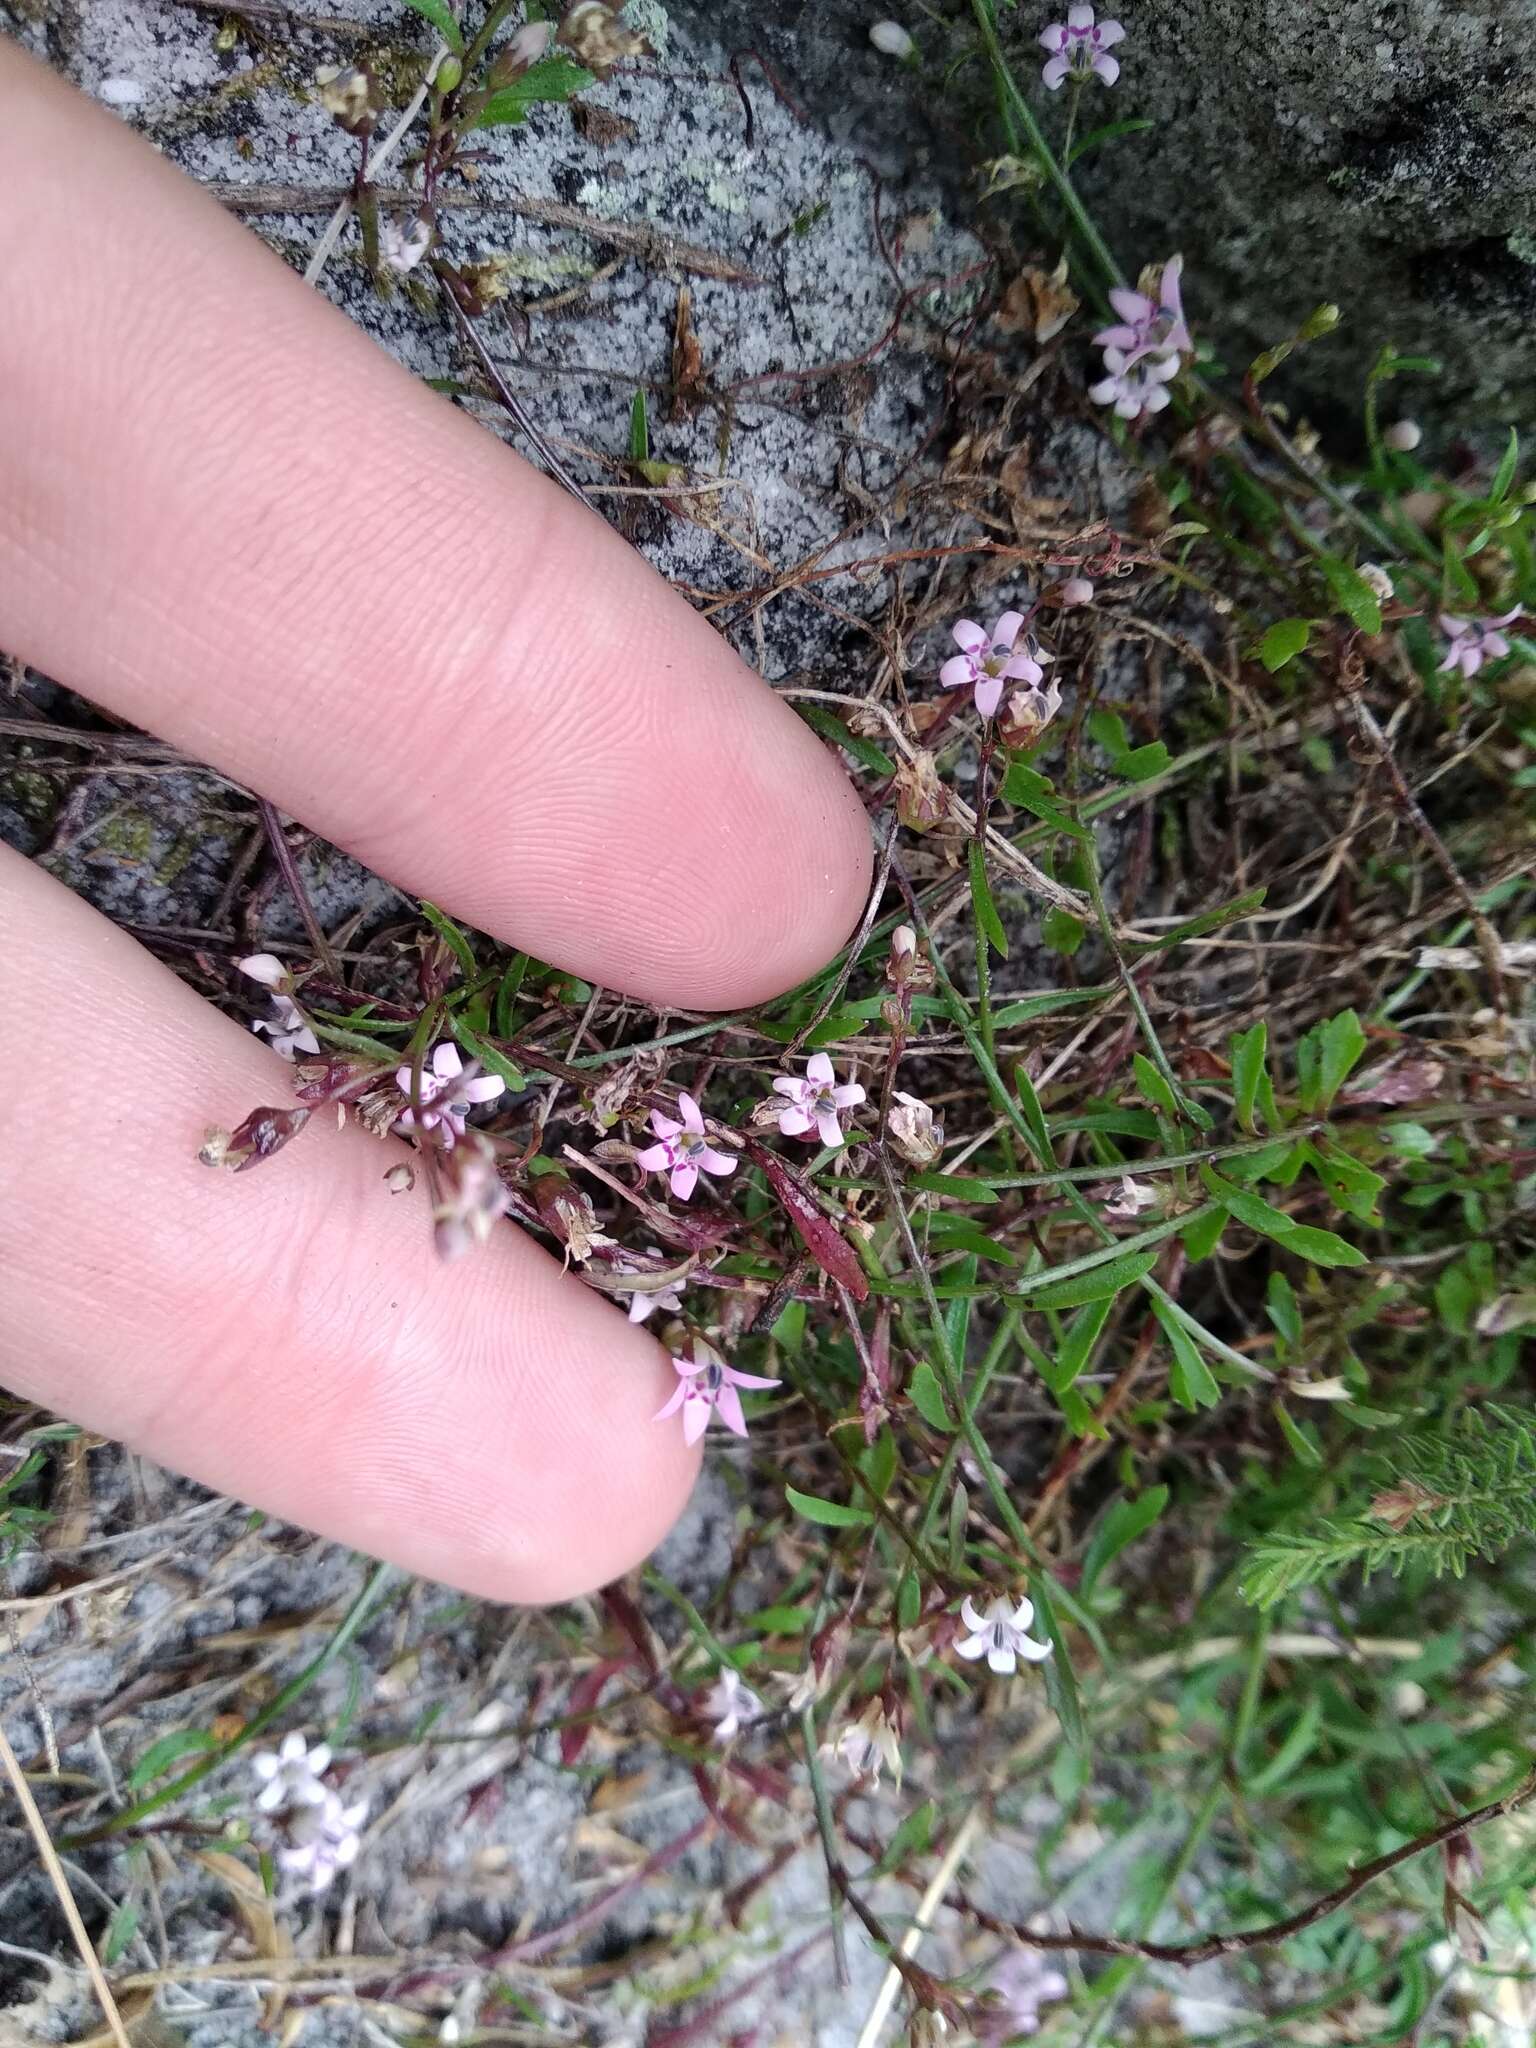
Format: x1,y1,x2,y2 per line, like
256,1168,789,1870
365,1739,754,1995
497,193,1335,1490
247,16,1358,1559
277,1789,369,1894
1438,609,1521,679
1090,257,1189,421
238,954,320,1061
772,1051,867,1149
654,1339,780,1445
977,1947,1070,2042
636,1092,738,1200
252,1731,331,1815
396,1042,506,1145
941,612,1053,721
702,1667,763,1743
954,1593,1054,1676
1039,3,1125,88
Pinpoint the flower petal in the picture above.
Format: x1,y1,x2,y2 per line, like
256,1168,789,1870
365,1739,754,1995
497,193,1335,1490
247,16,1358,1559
832,1083,866,1108
715,1384,749,1437
805,1051,835,1086
677,1092,704,1132
939,653,976,689
1108,286,1152,324
682,1396,710,1445
779,1106,815,1136
461,1075,505,1103
1001,651,1043,684
431,1043,463,1082
1041,53,1069,86
974,673,1005,720
670,1162,700,1201
1093,51,1120,82
1017,1634,1055,1662
952,617,987,654
635,1142,673,1172
816,1109,845,1149
1092,321,1141,350
724,1368,782,1391
699,1146,737,1177
1097,16,1125,43
960,1595,988,1633
990,609,1025,651
987,1643,1018,1675
650,1110,682,1139
772,1076,804,1097
1038,25,1066,51
628,1293,655,1323
237,953,286,987
1067,1,1094,25
954,1630,989,1662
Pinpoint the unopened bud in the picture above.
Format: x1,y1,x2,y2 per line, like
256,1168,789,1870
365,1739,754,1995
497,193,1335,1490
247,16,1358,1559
1383,418,1422,452
434,53,464,92
869,19,914,58
1357,561,1395,602
1059,575,1095,606
491,20,555,83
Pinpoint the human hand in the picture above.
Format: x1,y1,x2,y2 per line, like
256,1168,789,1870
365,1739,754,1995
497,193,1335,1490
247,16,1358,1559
0,41,871,1602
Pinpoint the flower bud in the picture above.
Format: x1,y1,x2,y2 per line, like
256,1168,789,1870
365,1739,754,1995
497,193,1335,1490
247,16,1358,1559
889,1090,944,1168
1383,418,1422,452
491,20,555,83
434,53,464,92
869,20,914,58
314,64,381,136
997,678,1062,750
894,751,946,832
1059,575,1095,606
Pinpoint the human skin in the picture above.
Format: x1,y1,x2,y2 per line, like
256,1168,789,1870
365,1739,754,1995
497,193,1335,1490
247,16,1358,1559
0,38,872,1602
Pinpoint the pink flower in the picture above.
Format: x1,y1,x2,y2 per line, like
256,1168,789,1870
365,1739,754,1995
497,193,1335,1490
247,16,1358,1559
395,1042,506,1144
940,611,1055,720
702,1667,763,1742
772,1051,866,1149
977,1948,1070,2041
1095,257,1189,364
636,1092,737,1201
1039,3,1124,88
654,1339,781,1445
1437,609,1521,679
954,1593,1053,1675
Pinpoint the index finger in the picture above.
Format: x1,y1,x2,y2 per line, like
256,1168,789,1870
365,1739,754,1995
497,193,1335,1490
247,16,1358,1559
0,42,872,1008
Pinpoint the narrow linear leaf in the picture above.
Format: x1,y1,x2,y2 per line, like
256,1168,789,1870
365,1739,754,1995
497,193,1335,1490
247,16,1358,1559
1081,1485,1169,1595
451,1019,527,1093
794,702,897,776
1028,1248,1158,1311
1150,1294,1221,1409
907,1360,954,1432
968,840,1008,959
912,1171,1001,1205
785,1485,873,1529
420,899,478,980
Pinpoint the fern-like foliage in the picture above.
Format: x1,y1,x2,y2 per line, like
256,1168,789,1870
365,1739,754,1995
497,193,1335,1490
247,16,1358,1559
1242,1403,1536,1608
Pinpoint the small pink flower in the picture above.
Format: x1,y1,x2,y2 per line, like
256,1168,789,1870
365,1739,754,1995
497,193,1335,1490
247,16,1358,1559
1094,256,1189,365
1039,3,1124,88
395,1042,505,1144
1437,609,1521,679
940,611,1055,720
772,1051,866,1149
654,1339,781,1445
636,1092,737,1201
702,1667,763,1742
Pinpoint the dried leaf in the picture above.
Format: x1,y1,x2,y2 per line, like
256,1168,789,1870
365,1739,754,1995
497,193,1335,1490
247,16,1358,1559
743,1138,869,1302
995,257,1079,342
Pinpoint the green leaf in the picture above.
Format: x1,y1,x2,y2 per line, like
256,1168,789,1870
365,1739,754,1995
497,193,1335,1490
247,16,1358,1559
400,0,465,51
1488,425,1519,506
871,1799,936,1879
944,1255,978,1369
1318,554,1383,635
1027,1248,1158,1310
1081,1486,1169,1595
100,1898,142,1968
420,899,478,980
1230,1019,1269,1132
1000,761,1092,839
1273,1400,1323,1469
991,986,1110,1027
1127,888,1268,955
968,841,1008,958
1150,1295,1221,1409
1247,1694,1324,1794
1259,617,1312,671
794,703,896,776
911,1172,1000,1205
1305,1138,1386,1221
1279,1222,1367,1268
127,1728,220,1792
1011,1063,1054,1162
494,951,529,1037
1266,1271,1301,1348
1065,115,1155,166
1297,1008,1368,1113
1043,1293,1114,1393
1030,1575,1087,1754
450,1019,527,1093
1200,1164,1365,1267
1132,1052,1179,1121
907,1360,954,1431
785,1485,874,1529
474,54,595,125
628,387,650,463
1180,1205,1226,1262
932,1216,1017,1262
1041,905,1086,956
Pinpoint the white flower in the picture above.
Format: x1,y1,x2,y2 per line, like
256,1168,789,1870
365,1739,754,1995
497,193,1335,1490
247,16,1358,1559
823,1698,902,1787
1383,418,1422,452
954,1594,1053,1676
251,1731,332,1814
622,1247,686,1325
276,1787,368,1894
702,1668,762,1743
239,955,320,1060
770,1052,866,1149
1100,1174,1157,1219
380,213,433,276
869,19,914,58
